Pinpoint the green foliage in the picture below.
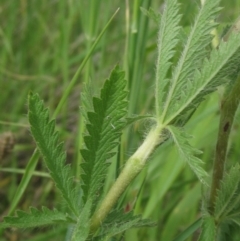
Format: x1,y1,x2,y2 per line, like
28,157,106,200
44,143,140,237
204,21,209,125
81,80,94,120
155,0,182,117
215,164,240,220
165,32,240,124
125,115,153,127
0,66,131,239
140,7,161,24
198,164,240,240
71,199,92,241
2,0,240,240
0,207,71,229
172,218,202,241
198,215,216,241
153,0,228,187
80,66,128,211
153,0,240,188
230,215,240,226
157,0,221,124
166,125,208,185
96,210,155,240
28,92,79,216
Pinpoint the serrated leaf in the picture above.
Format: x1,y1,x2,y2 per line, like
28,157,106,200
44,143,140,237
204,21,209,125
166,125,208,185
80,66,128,210
155,0,182,116
160,0,221,123
165,32,240,124
97,209,155,239
215,164,240,220
0,207,70,229
28,93,78,216
198,215,216,241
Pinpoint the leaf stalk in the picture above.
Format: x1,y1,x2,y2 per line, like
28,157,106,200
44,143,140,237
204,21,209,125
89,124,164,234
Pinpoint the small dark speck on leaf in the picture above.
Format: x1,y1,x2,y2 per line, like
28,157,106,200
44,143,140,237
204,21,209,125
223,122,229,132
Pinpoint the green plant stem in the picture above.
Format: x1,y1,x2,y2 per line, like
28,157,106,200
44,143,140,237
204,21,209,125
209,75,240,214
209,16,240,214
89,124,164,234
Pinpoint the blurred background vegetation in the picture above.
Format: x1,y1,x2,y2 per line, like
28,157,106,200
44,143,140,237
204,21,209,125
1,0,240,240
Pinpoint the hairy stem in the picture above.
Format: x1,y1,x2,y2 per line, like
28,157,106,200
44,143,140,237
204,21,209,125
89,124,164,234
209,75,240,214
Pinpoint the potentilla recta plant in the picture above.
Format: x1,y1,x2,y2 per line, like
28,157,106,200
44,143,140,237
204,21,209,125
1,0,240,240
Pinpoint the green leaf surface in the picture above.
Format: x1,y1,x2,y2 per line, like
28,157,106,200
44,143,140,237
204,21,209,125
6,8,119,218
28,93,78,216
143,148,184,218
166,125,208,185
161,183,201,240
71,199,92,241
140,7,161,24
160,0,221,123
229,215,240,227
215,164,240,219
81,80,94,121
173,218,202,241
198,215,216,241
125,115,153,127
80,66,128,210
165,32,240,124
97,209,155,239
155,0,182,117
0,207,70,229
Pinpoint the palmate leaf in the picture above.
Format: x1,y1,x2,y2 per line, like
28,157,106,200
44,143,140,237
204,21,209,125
160,0,221,123
80,66,128,210
215,164,240,220
164,32,240,124
198,215,216,241
166,125,208,185
155,0,182,116
0,207,71,229
28,93,78,216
